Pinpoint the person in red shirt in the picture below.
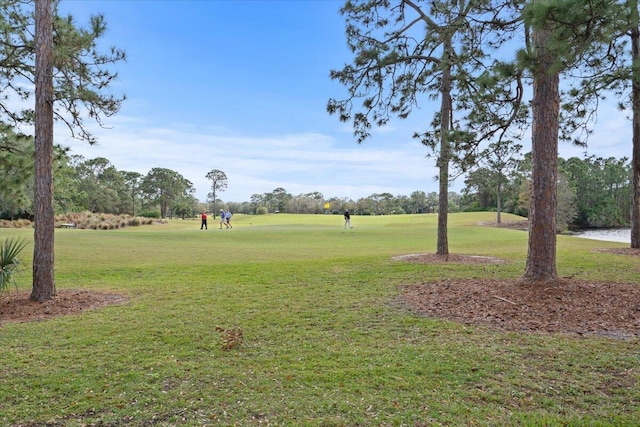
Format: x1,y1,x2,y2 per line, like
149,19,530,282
200,212,208,230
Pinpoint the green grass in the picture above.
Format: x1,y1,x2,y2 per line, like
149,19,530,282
0,212,638,426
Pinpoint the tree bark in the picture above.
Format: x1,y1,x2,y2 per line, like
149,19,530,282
523,25,559,281
31,0,55,302
437,36,453,256
496,180,502,225
212,190,217,219
160,197,168,219
631,0,640,249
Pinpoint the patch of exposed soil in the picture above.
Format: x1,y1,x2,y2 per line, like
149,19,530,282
595,247,640,256
478,220,529,230
396,253,640,340
0,289,128,325
392,253,505,264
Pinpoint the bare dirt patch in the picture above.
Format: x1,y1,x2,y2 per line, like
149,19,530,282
0,289,128,325
396,253,640,340
478,220,529,230
595,247,640,256
392,253,505,265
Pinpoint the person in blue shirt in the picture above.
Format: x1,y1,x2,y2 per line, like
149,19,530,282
219,209,226,229
225,210,233,229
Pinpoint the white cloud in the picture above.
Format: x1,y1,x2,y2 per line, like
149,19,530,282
52,89,635,205
58,121,441,203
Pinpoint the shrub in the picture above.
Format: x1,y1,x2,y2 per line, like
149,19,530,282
256,206,269,215
0,238,27,293
140,210,160,219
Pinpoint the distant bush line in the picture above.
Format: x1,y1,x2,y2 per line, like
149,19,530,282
0,212,166,230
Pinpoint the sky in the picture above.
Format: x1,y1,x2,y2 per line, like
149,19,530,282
54,0,635,203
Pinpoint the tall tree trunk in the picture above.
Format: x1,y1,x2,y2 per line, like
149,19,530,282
437,36,453,256
437,138,450,254
631,0,640,249
160,194,167,218
212,190,217,219
496,180,502,225
523,25,559,281
31,0,55,302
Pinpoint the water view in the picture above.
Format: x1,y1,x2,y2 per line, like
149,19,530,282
573,228,631,243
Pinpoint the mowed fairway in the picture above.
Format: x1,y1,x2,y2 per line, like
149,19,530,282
1,212,638,426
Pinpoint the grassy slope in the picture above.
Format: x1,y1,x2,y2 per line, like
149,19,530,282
0,212,638,426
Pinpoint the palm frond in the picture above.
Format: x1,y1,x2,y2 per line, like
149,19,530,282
0,238,28,293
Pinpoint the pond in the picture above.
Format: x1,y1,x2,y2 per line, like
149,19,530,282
573,228,631,243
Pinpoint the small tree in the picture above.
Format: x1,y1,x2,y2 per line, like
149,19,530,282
271,187,291,213
122,171,142,216
480,141,523,224
141,168,194,219
205,169,228,217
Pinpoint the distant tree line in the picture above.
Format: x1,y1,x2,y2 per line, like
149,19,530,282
1,150,198,220
245,152,632,232
1,149,465,220
2,148,630,230
462,154,632,230
238,189,462,217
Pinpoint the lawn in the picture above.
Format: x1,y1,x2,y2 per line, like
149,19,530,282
0,212,638,426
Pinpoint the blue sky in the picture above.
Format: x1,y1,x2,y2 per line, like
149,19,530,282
55,0,633,203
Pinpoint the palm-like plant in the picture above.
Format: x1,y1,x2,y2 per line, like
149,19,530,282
0,238,27,293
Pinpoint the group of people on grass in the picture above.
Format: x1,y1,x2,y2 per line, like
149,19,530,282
200,210,232,230
201,210,352,230
219,209,233,229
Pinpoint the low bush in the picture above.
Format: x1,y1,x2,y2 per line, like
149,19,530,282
0,238,27,293
139,210,160,218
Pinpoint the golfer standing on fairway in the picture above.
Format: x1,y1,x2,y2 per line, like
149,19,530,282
219,209,226,229
344,210,353,229
200,212,208,230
